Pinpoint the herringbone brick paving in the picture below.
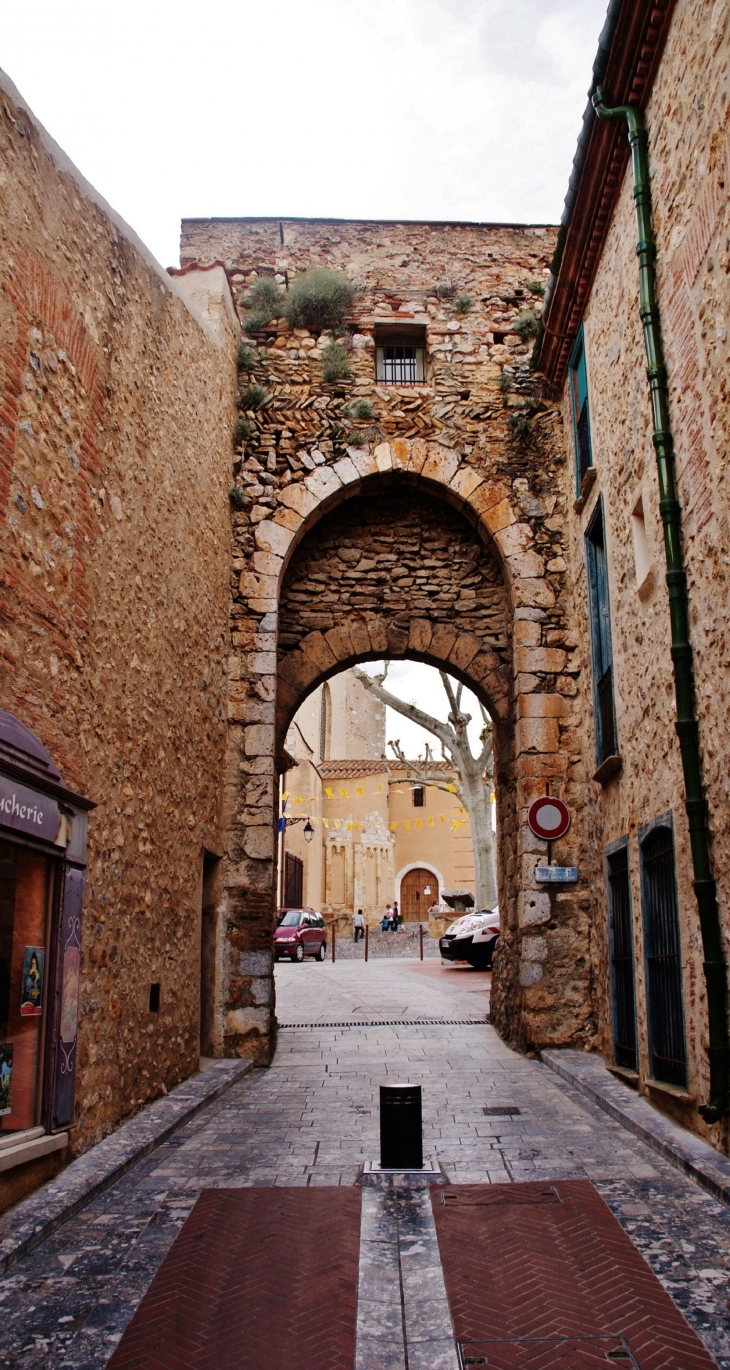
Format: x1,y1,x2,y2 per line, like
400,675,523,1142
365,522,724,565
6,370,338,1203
433,1180,716,1369
107,1188,361,1370
0,962,729,1368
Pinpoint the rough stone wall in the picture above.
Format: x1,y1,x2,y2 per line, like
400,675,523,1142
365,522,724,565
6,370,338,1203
561,0,730,1142
183,216,600,1059
0,79,236,1149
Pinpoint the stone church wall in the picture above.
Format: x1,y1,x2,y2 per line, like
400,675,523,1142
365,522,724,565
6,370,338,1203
559,0,730,1140
0,75,237,1150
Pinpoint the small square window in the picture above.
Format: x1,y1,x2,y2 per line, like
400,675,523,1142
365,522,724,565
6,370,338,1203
375,329,426,385
412,786,424,807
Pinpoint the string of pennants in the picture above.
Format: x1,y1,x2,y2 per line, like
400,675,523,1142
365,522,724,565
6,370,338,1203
281,781,472,833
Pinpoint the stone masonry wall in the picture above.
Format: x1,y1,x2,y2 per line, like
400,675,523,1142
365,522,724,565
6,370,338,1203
0,77,237,1151
182,216,600,1058
561,0,730,1143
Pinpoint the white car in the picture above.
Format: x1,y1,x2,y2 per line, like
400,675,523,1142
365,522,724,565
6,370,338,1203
439,908,500,970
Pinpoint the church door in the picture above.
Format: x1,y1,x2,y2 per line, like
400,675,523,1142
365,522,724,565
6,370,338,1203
400,869,438,922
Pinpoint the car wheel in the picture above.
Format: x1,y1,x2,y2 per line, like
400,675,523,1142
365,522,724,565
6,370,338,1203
294,944,305,963
316,942,326,961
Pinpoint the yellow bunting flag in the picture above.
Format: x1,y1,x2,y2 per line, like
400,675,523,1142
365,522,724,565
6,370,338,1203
339,788,349,799
415,819,422,830
346,822,352,831
311,816,319,824
325,787,334,799
356,786,365,796
354,821,361,829
446,784,457,794
452,819,464,831
428,817,435,827
439,814,446,823
294,796,302,804
334,819,341,830
390,821,398,831
405,820,411,831
309,796,317,802
377,785,383,793
322,819,329,829
282,792,288,802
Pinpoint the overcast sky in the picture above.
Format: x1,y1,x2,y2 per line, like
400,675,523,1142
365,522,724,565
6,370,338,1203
4,0,608,268
361,662,487,759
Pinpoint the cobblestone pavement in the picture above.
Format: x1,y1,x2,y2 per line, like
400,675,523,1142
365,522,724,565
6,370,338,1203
1,959,729,1367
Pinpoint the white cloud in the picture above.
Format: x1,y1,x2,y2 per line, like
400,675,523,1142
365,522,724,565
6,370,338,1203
2,0,608,265
360,661,487,759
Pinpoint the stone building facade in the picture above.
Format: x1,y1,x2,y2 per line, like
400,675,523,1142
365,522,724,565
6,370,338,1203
281,669,477,924
539,0,730,1147
0,71,237,1201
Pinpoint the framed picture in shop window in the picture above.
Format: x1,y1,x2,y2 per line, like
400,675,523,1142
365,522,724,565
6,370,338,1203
20,945,45,1016
0,1044,12,1115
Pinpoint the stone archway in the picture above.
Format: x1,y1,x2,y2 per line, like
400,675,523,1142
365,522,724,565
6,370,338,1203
222,443,595,1065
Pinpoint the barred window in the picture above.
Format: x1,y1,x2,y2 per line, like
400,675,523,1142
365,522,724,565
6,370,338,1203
375,329,426,385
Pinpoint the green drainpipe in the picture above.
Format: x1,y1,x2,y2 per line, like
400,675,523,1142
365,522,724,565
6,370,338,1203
591,86,729,1123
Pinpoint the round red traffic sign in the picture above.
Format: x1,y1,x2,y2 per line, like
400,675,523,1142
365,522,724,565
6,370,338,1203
528,796,571,841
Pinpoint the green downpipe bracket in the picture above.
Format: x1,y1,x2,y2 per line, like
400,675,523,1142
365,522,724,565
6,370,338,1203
591,85,729,1123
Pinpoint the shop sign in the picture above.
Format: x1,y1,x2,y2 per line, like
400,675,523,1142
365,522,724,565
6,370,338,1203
535,865,579,883
0,776,60,843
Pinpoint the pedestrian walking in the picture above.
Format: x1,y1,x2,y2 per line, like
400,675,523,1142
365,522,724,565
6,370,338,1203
353,908,365,943
390,902,399,932
384,903,393,932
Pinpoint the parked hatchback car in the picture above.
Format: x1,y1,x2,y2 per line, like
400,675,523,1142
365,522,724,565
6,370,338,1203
439,908,500,970
274,908,328,962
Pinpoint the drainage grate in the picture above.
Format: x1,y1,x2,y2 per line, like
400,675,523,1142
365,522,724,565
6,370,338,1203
458,1336,638,1368
442,1186,562,1208
278,1019,487,1029
484,1106,521,1116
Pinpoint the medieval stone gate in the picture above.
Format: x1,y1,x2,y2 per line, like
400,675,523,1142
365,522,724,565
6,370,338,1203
178,216,601,1065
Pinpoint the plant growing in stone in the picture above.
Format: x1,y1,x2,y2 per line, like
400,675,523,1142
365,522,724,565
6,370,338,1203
229,484,247,508
240,384,268,411
435,280,457,300
321,342,352,383
453,293,473,313
234,417,256,444
526,279,546,297
283,268,357,330
241,277,282,334
347,431,367,446
513,308,541,340
352,399,375,420
354,665,497,909
498,370,512,397
236,344,258,371
507,406,532,439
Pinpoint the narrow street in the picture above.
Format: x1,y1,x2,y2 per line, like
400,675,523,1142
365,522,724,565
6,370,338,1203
1,958,730,1367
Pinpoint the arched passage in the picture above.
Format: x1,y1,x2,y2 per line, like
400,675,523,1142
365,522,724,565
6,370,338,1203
223,446,596,1066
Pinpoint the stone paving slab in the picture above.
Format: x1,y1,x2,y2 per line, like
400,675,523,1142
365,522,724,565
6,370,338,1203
1,962,730,1367
542,1048,730,1209
0,1059,252,1279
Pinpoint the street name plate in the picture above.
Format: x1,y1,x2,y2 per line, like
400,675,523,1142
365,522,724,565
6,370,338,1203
535,866,578,883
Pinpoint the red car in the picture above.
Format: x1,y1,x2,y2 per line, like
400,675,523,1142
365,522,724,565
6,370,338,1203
274,908,327,963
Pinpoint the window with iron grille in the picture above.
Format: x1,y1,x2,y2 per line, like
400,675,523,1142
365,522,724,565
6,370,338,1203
412,786,424,808
585,499,618,766
569,329,593,491
640,819,687,1089
375,330,426,385
606,841,638,1072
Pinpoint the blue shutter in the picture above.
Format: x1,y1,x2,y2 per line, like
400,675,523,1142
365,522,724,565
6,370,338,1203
585,500,617,763
569,330,593,491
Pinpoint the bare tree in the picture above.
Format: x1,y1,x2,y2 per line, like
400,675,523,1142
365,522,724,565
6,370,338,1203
354,666,497,909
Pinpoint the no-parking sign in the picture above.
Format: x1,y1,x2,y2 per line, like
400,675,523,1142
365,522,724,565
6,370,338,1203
527,796,571,842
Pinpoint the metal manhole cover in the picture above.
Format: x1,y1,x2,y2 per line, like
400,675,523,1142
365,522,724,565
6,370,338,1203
484,1106,521,1116
458,1337,638,1368
442,1185,562,1207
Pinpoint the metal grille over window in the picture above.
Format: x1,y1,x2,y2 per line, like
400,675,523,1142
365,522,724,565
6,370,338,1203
641,824,687,1088
376,340,425,385
607,845,637,1072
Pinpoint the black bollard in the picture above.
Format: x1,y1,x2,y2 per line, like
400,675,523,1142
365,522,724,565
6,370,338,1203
380,1083,423,1169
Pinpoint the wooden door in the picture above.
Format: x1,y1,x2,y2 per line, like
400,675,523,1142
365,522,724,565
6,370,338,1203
400,869,438,922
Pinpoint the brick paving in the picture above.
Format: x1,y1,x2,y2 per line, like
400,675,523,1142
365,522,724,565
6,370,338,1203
0,959,728,1367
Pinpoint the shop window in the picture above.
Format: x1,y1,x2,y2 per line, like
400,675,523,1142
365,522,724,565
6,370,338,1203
585,499,618,767
0,840,52,1133
640,818,687,1089
375,328,426,385
569,328,593,491
606,840,637,1072
412,787,424,808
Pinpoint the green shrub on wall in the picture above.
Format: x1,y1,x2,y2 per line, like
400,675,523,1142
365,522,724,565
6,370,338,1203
236,344,258,371
240,277,282,335
352,399,375,420
283,268,357,330
321,342,352,383
240,384,268,411
453,293,473,314
513,309,540,340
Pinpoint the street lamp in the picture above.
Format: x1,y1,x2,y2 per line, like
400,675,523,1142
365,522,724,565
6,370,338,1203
303,819,314,843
